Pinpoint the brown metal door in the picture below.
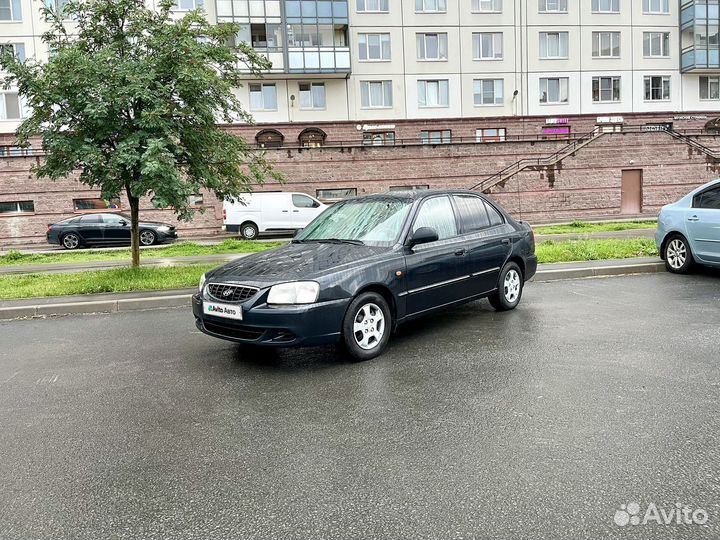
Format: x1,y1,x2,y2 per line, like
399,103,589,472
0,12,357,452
621,170,642,214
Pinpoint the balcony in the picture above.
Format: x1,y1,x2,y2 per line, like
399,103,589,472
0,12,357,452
680,0,720,72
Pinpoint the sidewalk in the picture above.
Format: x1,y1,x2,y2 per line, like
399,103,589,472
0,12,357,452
0,257,666,320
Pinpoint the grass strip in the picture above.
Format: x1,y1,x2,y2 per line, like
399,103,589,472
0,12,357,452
0,239,284,267
533,220,657,235
537,238,658,264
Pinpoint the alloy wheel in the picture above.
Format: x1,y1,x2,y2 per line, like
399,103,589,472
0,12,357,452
504,269,521,304
62,234,79,249
666,239,687,270
140,230,155,246
353,303,385,351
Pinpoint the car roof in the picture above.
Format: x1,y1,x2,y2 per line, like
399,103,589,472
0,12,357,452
347,189,486,203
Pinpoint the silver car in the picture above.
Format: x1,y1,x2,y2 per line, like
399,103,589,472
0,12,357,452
656,179,720,274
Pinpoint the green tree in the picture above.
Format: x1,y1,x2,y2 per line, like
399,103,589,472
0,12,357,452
1,0,279,266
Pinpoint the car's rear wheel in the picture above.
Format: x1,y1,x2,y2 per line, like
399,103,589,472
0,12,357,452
240,222,259,240
664,234,693,274
61,233,80,250
341,292,392,361
140,230,156,246
488,262,524,311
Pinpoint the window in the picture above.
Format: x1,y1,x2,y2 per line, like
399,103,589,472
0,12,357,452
299,83,326,109
485,202,504,226
249,84,277,111
700,76,720,100
472,0,502,12
643,0,669,14
538,0,567,13
644,76,670,101
0,43,25,62
187,194,204,206
693,187,720,210
472,32,503,60
256,129,284,148
454,195,490,232
356,0,389,12
643,32,670,57
0,92,24,120
0,0,22,21
592,0,619,12
360,81,393,108
73,198,121,211
174,0,204,10
390,185,429,191
412,196,457,241
418,80,449,107
592,77,621,102
292,194,320,208
102,214,128,225
476,128,506,142
78,214,102,224
316,188,357,200
539,78,569,104
539,32,569,59
415,0,446,12
298,128,326,147
420,129,451,144
0,200,33,214
249,23,282,49
358,33,391,61
473,79,504,106
592,32,620,57
363,131,396,145
416,33,448,61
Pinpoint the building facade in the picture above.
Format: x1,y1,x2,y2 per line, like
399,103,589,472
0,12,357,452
2,0,720,245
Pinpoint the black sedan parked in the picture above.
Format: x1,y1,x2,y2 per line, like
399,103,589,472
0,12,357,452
47,213,177,249
193,190,537,360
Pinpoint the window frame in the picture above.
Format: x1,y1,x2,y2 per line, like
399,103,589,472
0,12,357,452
643,32,670,57
476,127,507,143
0,200,34,215
248,83,278,112
356,0,389,13
539,77,569,104
416,32,448,61
591,0,620,13
471,0,502,13
473,79,504,106
417,79,450,108
642,0,669,15
316,188,358,201
538,0,567,14
591,31,621,58
0,91,25,120
298,82,327,110
539,31,569,60
692,186,720,210
357,32,391,62
72,198,122,212
420,129,452,144
173,0,204,11
415,0,446,13
643,75,671,102
700,76,720,100
0,0,22,21
360,80,393,109
472,32,503,60
592,76,621,103
363,131,396,146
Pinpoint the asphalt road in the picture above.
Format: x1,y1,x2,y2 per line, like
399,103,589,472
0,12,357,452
1,273,719,540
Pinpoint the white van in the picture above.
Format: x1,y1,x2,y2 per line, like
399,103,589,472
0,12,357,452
223,192,328,239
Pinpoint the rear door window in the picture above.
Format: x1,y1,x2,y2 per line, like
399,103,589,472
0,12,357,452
453,195,491,233
694,186,720,209
484,201,505,226
79,215,102,224
413,196,458,240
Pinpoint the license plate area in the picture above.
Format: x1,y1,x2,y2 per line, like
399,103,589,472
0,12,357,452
203,301,243,320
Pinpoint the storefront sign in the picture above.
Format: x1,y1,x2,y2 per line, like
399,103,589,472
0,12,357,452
597,116,624,124
642,123,673,132
361,124,396,131
673,115,708,121
542,126,571,135
545,118,569,125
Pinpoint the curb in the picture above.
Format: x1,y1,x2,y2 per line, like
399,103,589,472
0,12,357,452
0,261,667,321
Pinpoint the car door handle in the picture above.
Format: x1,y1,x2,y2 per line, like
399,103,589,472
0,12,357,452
292,210,300,213
454,248,467,256
282,210,289,213
501,238,511,245
688,215,700,222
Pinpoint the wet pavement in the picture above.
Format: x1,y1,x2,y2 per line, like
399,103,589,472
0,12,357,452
0,273,719,539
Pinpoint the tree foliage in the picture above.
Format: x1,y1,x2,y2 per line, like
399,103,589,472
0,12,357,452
1,0,280,265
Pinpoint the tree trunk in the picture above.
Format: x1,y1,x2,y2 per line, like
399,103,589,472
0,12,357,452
127,187,141,268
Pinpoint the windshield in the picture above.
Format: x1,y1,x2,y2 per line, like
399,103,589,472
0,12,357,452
295,198,412,247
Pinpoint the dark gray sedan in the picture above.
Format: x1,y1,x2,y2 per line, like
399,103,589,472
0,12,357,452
193,190,537,360
47,213,177,249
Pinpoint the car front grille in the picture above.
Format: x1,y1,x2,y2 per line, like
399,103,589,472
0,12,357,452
207,283,259,303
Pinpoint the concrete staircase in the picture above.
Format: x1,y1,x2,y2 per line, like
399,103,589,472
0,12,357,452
665,129,720,160
469,129,604,193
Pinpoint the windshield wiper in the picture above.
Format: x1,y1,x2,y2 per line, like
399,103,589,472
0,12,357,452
317,238,365,246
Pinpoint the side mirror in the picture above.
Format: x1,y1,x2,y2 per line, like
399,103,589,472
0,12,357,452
119,220,128,226
408,227,439,247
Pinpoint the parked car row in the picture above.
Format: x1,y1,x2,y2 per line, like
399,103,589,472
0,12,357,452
47,213,177,249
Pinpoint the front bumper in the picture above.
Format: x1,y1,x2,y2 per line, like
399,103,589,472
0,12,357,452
192,293,350,347
157,230,178,243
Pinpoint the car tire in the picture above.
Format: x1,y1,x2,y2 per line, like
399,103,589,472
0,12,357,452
61,233,81,250
240,222,259,240
341,292,392,361
663,234,694,274
139,230,156,246
488,262,524,312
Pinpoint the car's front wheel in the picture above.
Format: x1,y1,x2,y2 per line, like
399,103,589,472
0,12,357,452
240,222,259,240
139,230,156,246
61,233,81,250
489,262,524,311
341,292,392,361
664,234,693,274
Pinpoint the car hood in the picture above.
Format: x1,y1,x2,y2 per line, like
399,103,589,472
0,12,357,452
208,242,390,285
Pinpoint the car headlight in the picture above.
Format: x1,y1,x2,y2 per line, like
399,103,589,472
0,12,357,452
267,281,319,305
198,273,206,294
157,226,170,232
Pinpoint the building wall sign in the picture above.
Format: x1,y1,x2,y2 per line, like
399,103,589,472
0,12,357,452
674,115,708,121
597,116,624,124
359,124,396,131
545,118,569,125
642,123,673,132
